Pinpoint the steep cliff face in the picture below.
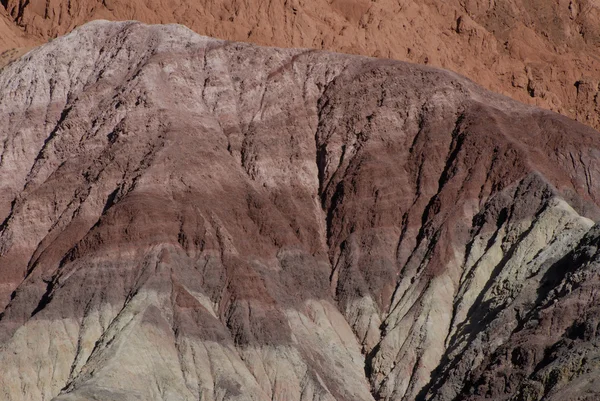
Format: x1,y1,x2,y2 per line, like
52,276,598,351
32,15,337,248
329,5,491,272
1,1,600,130
1,21,600,401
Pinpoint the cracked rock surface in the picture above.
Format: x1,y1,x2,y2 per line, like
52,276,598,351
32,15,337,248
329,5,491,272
2,20,600,401
2,0,600,131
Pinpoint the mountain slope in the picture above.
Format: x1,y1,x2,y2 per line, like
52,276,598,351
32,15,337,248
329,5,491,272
0,5,33,68
1,0,600,130
1,21,600,401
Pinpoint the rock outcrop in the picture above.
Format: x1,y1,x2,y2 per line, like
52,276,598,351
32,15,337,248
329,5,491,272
2,1,600,131
2,20,600,401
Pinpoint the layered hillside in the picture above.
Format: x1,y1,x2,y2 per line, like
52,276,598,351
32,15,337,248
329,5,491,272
1,1,600,130
2,21,600,401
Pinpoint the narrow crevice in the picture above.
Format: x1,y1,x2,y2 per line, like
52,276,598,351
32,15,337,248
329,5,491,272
312,72,386,399
443,206,508,350
416,199,550,400
30,278,56,317
102,187,119,214
25,105,73,185
15,0,29,24
363,342,381,399
0,197,17,232
415,112,465,244
314,76,340,257
64,297,94,383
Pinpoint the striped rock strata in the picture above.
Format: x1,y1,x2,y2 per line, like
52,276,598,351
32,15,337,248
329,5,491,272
2,20,600,401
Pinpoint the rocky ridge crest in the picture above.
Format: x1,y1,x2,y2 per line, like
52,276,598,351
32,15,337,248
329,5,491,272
1,1,600,130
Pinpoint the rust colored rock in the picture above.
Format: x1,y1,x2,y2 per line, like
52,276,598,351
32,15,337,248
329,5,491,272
2,1,600,131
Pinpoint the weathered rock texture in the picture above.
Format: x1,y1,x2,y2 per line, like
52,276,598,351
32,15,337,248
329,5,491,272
2,20,600,401
2,0,600,130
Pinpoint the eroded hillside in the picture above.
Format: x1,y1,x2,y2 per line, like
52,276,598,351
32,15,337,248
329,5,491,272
1,21,600,401
1,1,600,129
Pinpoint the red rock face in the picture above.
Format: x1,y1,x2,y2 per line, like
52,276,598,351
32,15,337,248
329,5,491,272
1,21,600,401
2,0,600,131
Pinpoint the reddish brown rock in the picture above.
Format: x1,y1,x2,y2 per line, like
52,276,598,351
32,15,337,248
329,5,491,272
1,20,600,401
2,0,600,131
